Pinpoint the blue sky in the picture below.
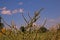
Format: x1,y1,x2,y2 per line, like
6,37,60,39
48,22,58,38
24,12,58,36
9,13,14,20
0,0,60,28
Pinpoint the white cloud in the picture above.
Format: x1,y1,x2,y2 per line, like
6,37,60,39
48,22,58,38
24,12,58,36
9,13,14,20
2,7,6,10
48,18,60,24
0,7,6,10
1,10,11,15
19,8,24,13
46,18,56,23
12,9,18,13
0,7,11,15
19,2,23,5
49,19,55,22
56,17,60,23
0,7,24,15
12,8,24,14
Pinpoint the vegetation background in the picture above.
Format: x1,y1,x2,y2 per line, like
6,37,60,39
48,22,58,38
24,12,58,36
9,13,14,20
0,8,60,40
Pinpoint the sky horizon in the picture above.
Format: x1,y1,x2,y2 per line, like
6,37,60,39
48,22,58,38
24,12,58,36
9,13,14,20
0,0,60,29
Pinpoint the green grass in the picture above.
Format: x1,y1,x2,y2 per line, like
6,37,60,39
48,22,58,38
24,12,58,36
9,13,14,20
0,29,60,40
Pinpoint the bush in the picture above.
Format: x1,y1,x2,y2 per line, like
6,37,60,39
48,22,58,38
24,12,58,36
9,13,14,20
20,26,26,33
39,26,48,33
0,23,4,30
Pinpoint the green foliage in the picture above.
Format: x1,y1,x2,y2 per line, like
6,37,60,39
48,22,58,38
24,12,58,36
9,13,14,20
20,26,26,33
39,26,48,33
0,23,4,29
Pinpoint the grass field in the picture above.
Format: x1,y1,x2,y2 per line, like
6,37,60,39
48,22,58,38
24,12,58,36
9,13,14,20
0,28,60,40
